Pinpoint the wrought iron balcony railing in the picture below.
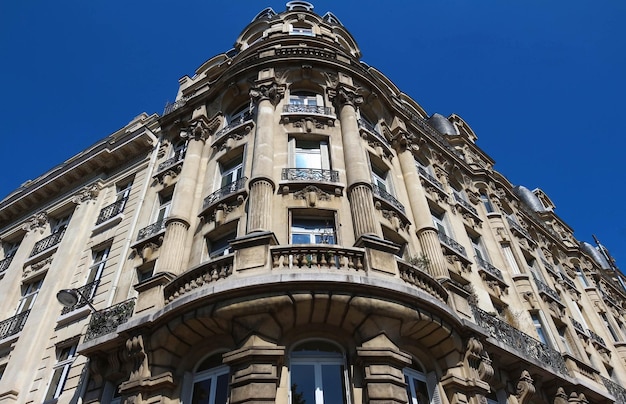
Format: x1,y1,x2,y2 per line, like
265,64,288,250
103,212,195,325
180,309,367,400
588,329,607,347
452,190,478,216
0,310,30,340
533,275,561,302
372,183,405,213
417,166,446,192
0,255,14,274
570,317,587,336
30,231,65,257
84,299,135,342
475,255,504,281
137,218,167,241
506,216,533,240
357,119,387,144
96,198,127,225
214,111,253,139
437,232,467,257
601,375,626,403
157,148,186,172
472,306,569,377
559,272,577,290
163,96,189,115
281,168,339,182
61,280,100,315
283,104,333,116
203,177,247,209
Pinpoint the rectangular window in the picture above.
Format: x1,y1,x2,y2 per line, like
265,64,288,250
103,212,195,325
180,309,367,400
431,211,450,237
1,241,19,260
480,192,494,213
501,244,521,275
531,312,552,347
601,313,621,342
51,214,71,235
576,267,590,288
0,364,5,381
293,140,329,170
208,230,237,259
17,278,44,314
371,163,392,194
156,193,172,223
471,235,488,262
192,365,229,404
220,155,244,189
558,326,574,355
115,182,133,212
404,369,430,404
289,91,319,106
291,217,336,245
44,343,77,402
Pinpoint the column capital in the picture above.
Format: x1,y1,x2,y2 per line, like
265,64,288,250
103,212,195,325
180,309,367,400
328,84,363,108
71,182,102,204
181,113,221,142
21,211,48,233
249,80,285,106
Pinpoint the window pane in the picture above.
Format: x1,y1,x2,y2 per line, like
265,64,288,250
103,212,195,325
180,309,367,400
292,364,316,404
192,379,212,404
215,373,229,404
296,153,322,169
44,367,66,401
293,234,312,244
321,364,346,404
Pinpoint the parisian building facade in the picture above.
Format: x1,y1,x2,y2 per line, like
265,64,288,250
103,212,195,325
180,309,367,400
0,2,625,403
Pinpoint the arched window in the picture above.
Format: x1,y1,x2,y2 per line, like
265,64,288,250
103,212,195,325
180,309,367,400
403,365,430,404
190,353,229,404
290,340,348,404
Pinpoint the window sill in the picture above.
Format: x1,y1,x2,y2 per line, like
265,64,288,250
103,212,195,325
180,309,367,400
92,214,124,234
57,305,91,327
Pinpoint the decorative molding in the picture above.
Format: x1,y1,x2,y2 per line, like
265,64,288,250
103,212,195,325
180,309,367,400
328,84,363,108
71,183,102,204
22,211,48,233
250,81,285,105
23,255,53,278
514,370,535,404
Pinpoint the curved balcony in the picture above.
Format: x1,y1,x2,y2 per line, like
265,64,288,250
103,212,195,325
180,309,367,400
371,183,405,214
164,254,234,303
281,168,339,183
397,260,448,303
271,244,364,272
212,112,254,151
202,177,248,211
137,218,166,241
282,104,334,117
437,232,467,258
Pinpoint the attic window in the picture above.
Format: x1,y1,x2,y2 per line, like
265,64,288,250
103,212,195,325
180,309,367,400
290,24,314,36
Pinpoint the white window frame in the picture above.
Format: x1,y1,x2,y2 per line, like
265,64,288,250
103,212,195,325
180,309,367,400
531,312,554,348
190,364,230,404
208,230,237,259
289,342,349,404
44,343,77,402
480,192,494,213
576,267,590,288
471,235,489,262
403,367,431,404
51,214,71,235
289,138,331,170
290,215,336,245
2,241,19,260
155,193,172,224
601,312,621,342
431,211,451,237
501,244,521,275
219,155,244,190
289,25,314,36
17,278,44,314
289,91,322,106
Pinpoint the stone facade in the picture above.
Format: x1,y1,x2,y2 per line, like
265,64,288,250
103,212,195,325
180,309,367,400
0,2,625,404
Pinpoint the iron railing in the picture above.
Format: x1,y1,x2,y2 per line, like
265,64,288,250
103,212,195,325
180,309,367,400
601,376,626,403
372,183,405,213
472,306,570,377
438,232,467,257
533,275,561,302
283,104,333,116
214,111,253,139
417,166,445,192
84,299,135,342
157,148,185,172
0,255,14,274
453,190,478,216
281,168,339,182
570,317,587,335
137,218,167,241
588,329,607,347
203,177,247,209
0,310,30,340
357,119,387,144
475,256,504,281
559,272,577,290
96,198,127,225
30,231,65,257
61,280,100,315
163,97,189,115
506,216,533,240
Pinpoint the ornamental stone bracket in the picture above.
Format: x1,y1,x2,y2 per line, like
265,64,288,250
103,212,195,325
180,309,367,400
292,185,333,206
21,211,48,234
250,81,285,106
509,370,535,404
378,206,410,232
23,255,53,279
181,113,222,142
71,183,102,205
327,84,363,108
210,198,245,225
553,387,589,404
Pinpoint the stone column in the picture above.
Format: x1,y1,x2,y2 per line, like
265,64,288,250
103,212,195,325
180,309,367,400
330,85,381,239
394,133,448,279
247,81,284,234
156,116,211,276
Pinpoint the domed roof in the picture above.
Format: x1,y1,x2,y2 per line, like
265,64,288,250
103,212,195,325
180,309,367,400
512,185,546,212
580,242,611,269
427,113,457,136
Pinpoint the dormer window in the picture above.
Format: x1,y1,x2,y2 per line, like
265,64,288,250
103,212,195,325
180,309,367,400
290,24,314,36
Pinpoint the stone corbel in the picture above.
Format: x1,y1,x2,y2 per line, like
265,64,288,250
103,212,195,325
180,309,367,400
553,387,568,404
181,113,221,142
71,183,102,204
512,370,535,404
125,334,151,382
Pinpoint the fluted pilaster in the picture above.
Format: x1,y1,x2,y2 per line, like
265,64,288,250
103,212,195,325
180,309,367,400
247,81,284,234
331,84,381,239
156,117,211,275
247,179,274,233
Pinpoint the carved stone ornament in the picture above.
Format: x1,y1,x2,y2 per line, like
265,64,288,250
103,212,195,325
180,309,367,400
514,370,535,404
24,256,53,278
126,334,150,381
379,209,409,232
210,200,243,223
293,185,332,203
22,211,48,233
249,82,285,105
71,183,102,204
553,387,568,404
465,337,494,383
328,85,363,108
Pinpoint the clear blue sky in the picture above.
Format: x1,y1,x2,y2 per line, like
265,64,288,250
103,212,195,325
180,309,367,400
1,1,625,267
